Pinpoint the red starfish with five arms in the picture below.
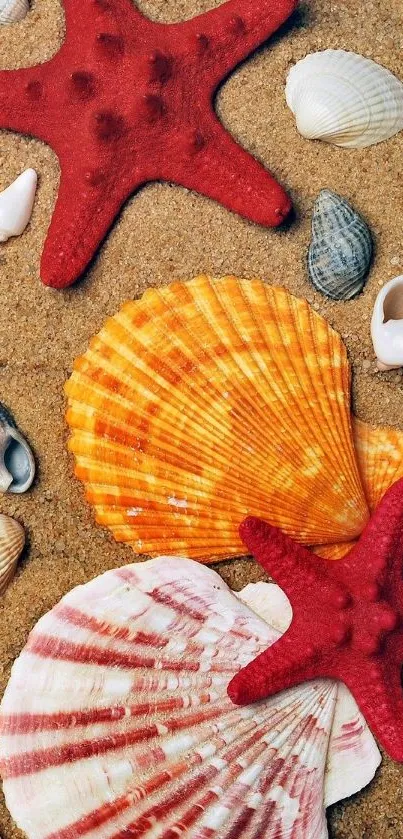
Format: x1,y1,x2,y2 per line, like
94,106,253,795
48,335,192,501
228,478,403,762
0,0,296,288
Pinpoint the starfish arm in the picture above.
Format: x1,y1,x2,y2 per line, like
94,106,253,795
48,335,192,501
63,0,150,34
337,478,403,595
239,517,348,603
227,623,323,706
40,163,141,289
175,0,297,86
164,113,291,226
0,67,49,138
343,655,403,762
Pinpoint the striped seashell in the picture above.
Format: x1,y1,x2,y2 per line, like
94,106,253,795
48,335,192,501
0,0,28,24
314,416,403,559
308,190,373,300
353,417,403,511
285,50,403,148
0,558,381,839
65,276,370,562
0,402,35,493
0,513,25,595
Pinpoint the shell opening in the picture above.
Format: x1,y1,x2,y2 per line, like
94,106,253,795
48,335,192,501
2,434,35,493
382,285,403,323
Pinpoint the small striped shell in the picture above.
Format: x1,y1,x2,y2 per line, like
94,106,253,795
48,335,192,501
308,191,373,301
0,513,25,594
0,0,28,23
65,276,369,561
0,558,381,839
286,50,403,148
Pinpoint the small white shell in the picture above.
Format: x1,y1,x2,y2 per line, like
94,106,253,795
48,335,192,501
371,275,403,370
0,514,25,595
286,49,403,148
0,0,28,24
0,169,37,242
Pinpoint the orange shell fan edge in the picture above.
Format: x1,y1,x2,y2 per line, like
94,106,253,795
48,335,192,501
65,276,370,562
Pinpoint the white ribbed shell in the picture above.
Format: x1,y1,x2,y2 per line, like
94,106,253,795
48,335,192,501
0,514,25,595
0,0,28,24
286,50,403,148
0,559,380,839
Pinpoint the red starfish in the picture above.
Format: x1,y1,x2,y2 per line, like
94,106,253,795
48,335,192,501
228,478,403,762
0,0,296,289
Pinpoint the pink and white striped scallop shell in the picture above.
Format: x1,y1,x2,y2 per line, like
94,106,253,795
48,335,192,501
0,559,380,839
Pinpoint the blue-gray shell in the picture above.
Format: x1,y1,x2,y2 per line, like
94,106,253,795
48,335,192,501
0,402,17,431
0,401,35,493
308,190,373,301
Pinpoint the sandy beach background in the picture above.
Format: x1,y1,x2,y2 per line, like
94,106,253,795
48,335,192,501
1,0,403,836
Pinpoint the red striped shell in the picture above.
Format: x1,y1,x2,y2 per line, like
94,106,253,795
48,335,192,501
0,559,380,839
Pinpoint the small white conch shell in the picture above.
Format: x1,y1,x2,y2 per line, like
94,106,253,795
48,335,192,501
371,275,403,370
0,0,29,24
0,514,25,595
285,49,403,148
0,169,37,242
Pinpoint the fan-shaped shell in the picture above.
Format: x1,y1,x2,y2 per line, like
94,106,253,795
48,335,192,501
354,417,403,511
65,276,369,561
308,190,373,300
285,50,403,148
0,558,380,839
0,0,28,24
314,417,403,559
0,513,25,595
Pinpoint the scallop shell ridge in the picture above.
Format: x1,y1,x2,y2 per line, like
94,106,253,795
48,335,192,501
65,276,369,561
0,514,25,595
308,190,373,300
314,416,403,559
286,50,403,148
0,558,380,839
0,0,29,24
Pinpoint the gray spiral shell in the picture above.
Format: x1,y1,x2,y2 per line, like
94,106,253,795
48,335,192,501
308,190,373,301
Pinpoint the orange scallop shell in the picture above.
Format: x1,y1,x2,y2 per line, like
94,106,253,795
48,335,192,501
66,276,371,561
315,417,403,559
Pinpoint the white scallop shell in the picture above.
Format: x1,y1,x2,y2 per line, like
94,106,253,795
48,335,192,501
285,50,403,148
371,275,403,370
0,514,25,595
0,169,37,242
0,0,28,24
0,558,380,839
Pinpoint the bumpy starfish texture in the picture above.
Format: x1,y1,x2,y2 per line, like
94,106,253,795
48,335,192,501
0,0,296,288
228,478,403,762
